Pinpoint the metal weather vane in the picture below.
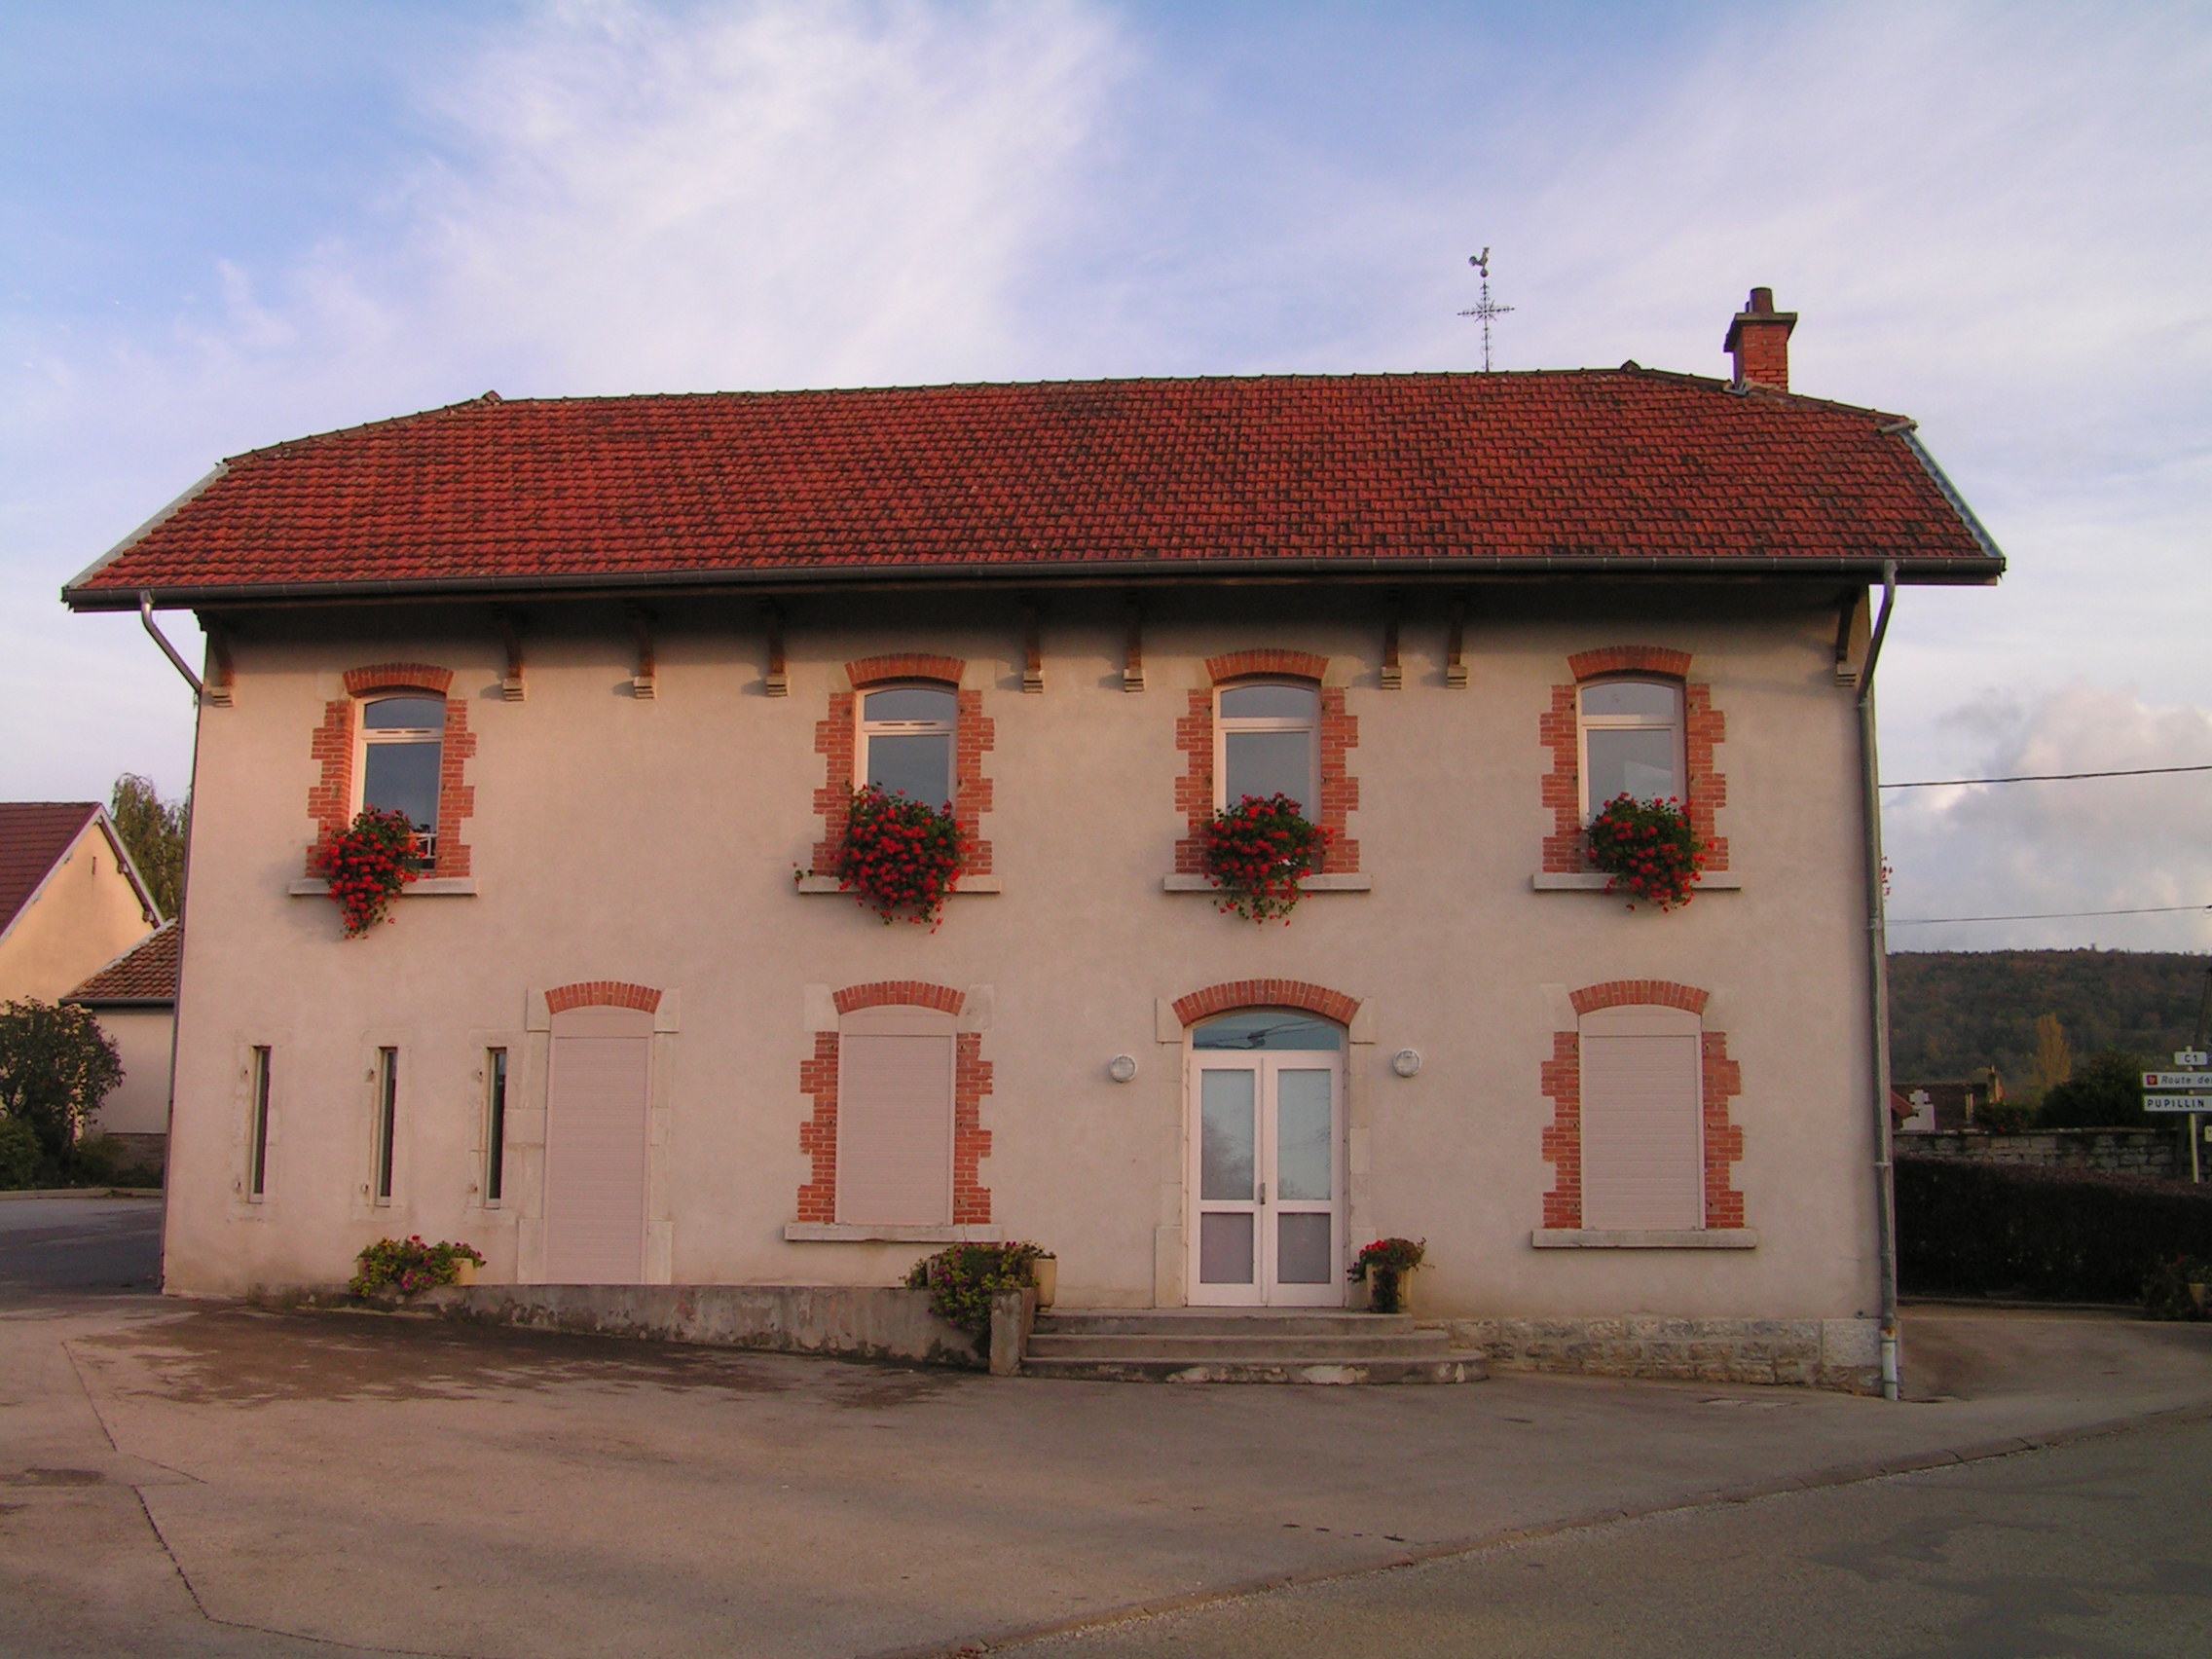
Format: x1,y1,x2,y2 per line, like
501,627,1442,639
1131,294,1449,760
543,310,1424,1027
1458,248,1514,372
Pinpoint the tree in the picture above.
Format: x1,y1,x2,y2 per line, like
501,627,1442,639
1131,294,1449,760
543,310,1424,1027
2028,1012,2074,1100
2037,1046,2150,1130
0,1000,124,1163
109,773,189,920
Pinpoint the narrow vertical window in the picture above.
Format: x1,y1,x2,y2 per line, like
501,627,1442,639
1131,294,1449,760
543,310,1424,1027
1216,682,1319,817
859,686,957,808
374,1047,398,1202
485,1049,508,1204
247,1047,272,1199
360,695,445,865
1578,679,1685,815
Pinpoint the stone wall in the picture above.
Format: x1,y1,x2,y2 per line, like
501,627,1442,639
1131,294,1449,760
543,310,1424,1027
1433,1315,1881,1394
1899,1127,2182,1180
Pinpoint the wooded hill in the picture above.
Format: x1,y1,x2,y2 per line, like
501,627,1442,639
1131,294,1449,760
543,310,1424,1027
1889,950,2212,1093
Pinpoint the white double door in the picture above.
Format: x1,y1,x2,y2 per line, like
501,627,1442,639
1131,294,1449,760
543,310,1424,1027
1188,1051,1346,1307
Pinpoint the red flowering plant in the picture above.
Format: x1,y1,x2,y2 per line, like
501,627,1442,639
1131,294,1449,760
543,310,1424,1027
350,1235,484,1297
1586,793,1704,911
1201,793,1332,923
1348,1236,1426,1314
830,783,964,927
311,807,421,938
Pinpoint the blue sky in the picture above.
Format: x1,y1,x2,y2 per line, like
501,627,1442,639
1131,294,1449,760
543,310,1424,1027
5,1,2207,949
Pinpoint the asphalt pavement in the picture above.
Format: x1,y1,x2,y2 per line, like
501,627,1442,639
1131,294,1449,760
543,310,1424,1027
1,1197,2206,1659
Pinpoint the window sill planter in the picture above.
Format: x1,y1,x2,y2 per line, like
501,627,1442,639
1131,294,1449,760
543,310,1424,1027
1530,1229,1759,1249
793,874,1001,895
1163,873,1372,894
1530,872,1740,892
784,1223,1006,1243
288,877,479,898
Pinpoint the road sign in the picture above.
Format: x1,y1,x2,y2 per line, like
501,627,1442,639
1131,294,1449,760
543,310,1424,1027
2146,1094,2212,1113
2141,1073,2212,1090
2178,1051,2211,1068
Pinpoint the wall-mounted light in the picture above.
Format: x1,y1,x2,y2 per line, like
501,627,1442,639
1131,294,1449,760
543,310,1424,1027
1107,1054,1138,1083
1390,1049,1422,1079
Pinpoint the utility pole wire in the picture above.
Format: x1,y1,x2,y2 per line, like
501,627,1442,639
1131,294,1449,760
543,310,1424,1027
1889,903,2212,925
1880,762,2212,790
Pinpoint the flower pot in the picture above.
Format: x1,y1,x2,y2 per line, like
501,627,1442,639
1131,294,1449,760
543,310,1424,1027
2190,1281,2207,1312
1029,1255,1057,1309
450,1259,477,1287
1368,1266,1412,1315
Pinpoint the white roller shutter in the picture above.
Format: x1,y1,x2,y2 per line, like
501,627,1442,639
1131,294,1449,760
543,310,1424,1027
543,1007,651,1282
1580,1007,1703,1231
838,1011,954,1227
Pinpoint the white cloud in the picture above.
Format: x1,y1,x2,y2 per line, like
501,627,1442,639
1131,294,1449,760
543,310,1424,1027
1884,682,2212,951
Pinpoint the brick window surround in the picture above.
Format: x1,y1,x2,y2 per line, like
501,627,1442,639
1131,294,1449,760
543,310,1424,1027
546,981,662,1014
1172,978,1362,1030
306,663,476,878
1175,651,1359,875
811,656,994,877
797,980,993,1226
1539,980,1745,1231
1540,646,1727,874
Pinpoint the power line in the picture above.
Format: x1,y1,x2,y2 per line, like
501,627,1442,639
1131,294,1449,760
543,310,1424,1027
1880,762,2212,790
1889,903,2211,926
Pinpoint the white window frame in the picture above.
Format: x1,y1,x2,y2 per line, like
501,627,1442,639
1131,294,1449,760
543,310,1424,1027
1213,679,1320,816
1576,676,1686,820
855,682,959,810
354,693,446,864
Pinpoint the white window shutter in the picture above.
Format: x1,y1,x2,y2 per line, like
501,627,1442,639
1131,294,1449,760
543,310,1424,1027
1580,1008,1703,1230
837,1019,955,1226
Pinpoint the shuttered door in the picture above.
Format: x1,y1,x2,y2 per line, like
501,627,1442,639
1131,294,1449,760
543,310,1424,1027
543,1007,651,1282
838,1012,954,1227
1580,1008,1703,1231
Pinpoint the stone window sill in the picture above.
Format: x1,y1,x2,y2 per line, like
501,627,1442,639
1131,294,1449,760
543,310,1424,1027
784,1223,1005,1243
1530,872,1742,892
793,875,1001,895
287,877,479,898
1162,873,1372,894
1531,1229,1759,1249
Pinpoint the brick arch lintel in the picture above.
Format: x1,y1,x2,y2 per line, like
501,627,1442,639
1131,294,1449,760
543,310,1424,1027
546,980,663,1014
1567,645,1692,682
847,654,965,689
1173,978,1361,1029
344,662,455,697
1569,979,1709,1016
1206,649,1329,685
833,980,966,1016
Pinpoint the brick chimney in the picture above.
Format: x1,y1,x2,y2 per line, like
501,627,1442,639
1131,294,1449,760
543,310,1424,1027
1724,286,1797,390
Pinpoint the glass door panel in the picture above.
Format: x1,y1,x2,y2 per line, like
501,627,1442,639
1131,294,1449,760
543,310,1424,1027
1193,1063,1261,1299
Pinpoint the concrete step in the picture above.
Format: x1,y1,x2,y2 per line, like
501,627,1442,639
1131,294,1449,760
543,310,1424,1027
1021,1354,1487,1385
1036,1309,1415,1339
1027,1331,1456,1361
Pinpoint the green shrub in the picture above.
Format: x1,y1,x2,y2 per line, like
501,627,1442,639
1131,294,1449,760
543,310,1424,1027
0,1117,43,1189
0,999,123,1161
350,1235,484,1296
2143,1256,2212,1322
904,1241,1044,1340
1897,1156,2212,1303
2038,1046,2152,1129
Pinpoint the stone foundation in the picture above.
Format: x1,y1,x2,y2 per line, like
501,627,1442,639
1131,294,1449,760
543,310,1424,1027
1431,1315,1881,1394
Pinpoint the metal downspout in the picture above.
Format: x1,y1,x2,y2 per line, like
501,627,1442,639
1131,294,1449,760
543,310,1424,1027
136,591,202,1282
1859,562,1899,1400
139,592,203,697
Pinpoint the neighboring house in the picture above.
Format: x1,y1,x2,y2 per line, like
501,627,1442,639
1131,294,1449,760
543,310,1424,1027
1895,1071,2004,1134
63,288,2002,1385
63,921,181,1166
0,802,161,1005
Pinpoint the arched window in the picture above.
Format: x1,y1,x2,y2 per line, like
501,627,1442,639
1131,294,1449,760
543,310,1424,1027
358,694,445,863
859,684,958,810
1216,681,1319,817
1578,678,1684,817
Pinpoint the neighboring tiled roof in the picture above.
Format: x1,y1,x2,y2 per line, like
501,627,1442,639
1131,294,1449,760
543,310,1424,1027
64,921,180,1006
0,803,99,939
64,370,2000,608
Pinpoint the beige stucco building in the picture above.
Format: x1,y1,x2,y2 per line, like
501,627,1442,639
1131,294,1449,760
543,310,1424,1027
67,291,2001,1388
0,803,160,1006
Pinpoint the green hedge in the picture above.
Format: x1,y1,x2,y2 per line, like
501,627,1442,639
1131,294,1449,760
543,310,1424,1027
1897,1156,2212,1303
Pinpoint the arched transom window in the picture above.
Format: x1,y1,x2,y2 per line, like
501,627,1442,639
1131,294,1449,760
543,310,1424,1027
860,685,958,810
358,694,444,863
1216,681,1319,817
1578,678,1684,817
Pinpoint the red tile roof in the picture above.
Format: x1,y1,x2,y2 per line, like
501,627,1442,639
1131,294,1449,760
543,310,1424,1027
0,803,100,939
65,370,2000,608
64,921,179,1006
